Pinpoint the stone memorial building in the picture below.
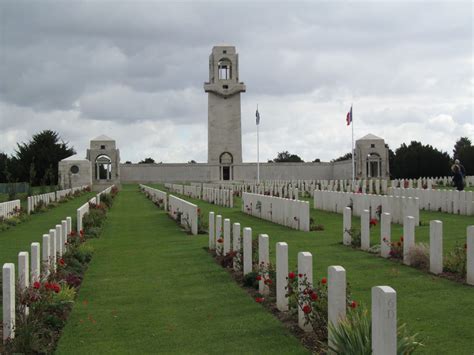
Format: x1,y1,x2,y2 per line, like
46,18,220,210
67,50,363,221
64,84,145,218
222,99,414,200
59,45,390,188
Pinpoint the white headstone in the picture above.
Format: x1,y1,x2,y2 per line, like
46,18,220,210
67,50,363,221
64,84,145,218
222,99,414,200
343,207,352,246
18,252,29,291
381,212,391,258
208,212,215,250
243,227,252,275
403,216,415,265
361,209,370,251
56,224,63,257
223,218,231,255
372,286,397,355
49,229,57,270
298,251,313,332
215,215,222,256
2,263,15,342
276,242,288,312
62,220,68,250
467,226,474,285
31,242,41,283
42,234,51,276
258,234,270,295
429,220,443,275
328,265,346,349
232,223,241,271
66,216,72,234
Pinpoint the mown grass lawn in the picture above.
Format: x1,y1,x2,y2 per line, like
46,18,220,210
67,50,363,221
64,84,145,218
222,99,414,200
156,184,474,354
56,185,308,354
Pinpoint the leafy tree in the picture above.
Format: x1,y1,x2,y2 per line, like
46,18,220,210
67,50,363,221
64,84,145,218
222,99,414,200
13,130,75,185
125,161,132,164
331,152,352,162
0,153,8,183
139,157,155,164
272,151,304,163
313,158,321,163
391,141,450,178
188,160,197,164
453,137,474,175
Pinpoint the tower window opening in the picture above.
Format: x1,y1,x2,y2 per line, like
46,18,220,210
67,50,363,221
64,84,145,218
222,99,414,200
218,59,232,80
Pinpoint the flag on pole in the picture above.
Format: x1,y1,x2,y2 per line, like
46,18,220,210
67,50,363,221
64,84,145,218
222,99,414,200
256,108,260,125
346,106,352,126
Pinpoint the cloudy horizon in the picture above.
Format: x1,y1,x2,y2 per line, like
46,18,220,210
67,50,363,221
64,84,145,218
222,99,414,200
0,0,472,163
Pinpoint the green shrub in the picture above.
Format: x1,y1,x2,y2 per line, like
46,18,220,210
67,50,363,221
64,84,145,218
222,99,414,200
328,305,423,355
444,243,467,276
101,193,113,208
243,272,259,289
82,207,106,232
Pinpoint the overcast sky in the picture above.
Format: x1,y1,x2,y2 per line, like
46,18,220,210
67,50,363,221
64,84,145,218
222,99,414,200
0,0,472,163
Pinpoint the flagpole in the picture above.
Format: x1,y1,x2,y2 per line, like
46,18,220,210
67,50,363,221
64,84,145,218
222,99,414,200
351,104,355,187
257,104,260,184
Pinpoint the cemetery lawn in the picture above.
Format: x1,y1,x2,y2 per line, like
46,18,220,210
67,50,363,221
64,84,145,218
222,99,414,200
158,185,474,354
56,185,308,354
0,191,96,312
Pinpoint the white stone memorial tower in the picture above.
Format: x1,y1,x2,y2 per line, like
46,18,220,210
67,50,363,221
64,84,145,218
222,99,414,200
204,45,246,180
86,135,121,188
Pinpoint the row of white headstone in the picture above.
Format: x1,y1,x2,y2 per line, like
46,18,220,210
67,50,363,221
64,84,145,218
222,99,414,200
139,185,168,210
314,189,420,225
208,211,399,354
76,185,114,232
388,187,474,216
202,187,233,207
343,207,474,285
27,185,90,214
183,185,202,199
164,183,184,195
242,192,310,231
168,194,198,235
165,183,234,208
0,199,21,220
391,176,474,189
2,216,73,343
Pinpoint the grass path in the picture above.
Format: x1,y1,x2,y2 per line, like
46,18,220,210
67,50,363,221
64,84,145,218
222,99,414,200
56,185,308,354
157,185,474,354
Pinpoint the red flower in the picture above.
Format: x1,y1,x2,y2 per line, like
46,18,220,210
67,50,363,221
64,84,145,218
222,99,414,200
53,284,60,293
303,304,312,314
197,208,201,214
255,297,265,303
33,281,41,289
370,218,378,226
264,279,273,285
298,273,303,278
80,229,84,236
288,272,296,279
397,242,402,247
310,292,318,301
321,277,327,285
400,236,404,242
382,237,387,242
217,238,223,244
350,301,357,309
256,275,262,281
59,258,65,266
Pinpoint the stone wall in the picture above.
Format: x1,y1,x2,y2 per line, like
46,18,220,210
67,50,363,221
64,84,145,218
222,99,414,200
120,160,353,183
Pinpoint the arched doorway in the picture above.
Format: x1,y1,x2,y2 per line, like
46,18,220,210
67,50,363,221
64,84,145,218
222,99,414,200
95,155,112,180
366,153,381,178
219,152,233,181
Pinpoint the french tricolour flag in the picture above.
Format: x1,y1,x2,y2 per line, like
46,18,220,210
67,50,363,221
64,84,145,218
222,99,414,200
346,106,352,126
